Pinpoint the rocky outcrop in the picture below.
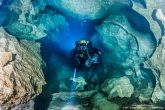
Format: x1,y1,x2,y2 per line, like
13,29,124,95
145,36,165,102
131,0,163,42
101,76,134,99
2,0,68,40
144,9,165,103
94,0,165,105
60,76,87,91
6,0,46,40
46,0,132,20
0,28,45,109
96,13,156,68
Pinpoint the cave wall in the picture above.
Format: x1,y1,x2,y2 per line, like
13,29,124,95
0,28,45,109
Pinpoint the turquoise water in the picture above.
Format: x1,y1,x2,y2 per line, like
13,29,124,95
0,0,164,109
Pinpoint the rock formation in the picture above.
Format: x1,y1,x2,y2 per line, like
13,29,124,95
0,28,45,110
101,76,134,99
46,0,132,20
145,9,165,102
1,0,68,40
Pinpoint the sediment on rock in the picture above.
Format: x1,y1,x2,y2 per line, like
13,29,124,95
0,28,45,110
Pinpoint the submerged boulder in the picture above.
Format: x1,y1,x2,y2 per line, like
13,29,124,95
0,28,45,109
96,14,156,68
60,76,87,91
101,76,134,99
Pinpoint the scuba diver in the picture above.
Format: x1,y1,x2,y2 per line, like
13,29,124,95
71,40,103,90
71,40,102,68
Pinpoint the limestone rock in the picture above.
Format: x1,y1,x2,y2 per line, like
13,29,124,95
145,36,165,102
158,0,165,14
60,76,87,91
46,0,106,19
155,9,165,34
38,13,68,32
151,80,165,103
46,0,132,19
69,76,87,91
101,76,134,99
7,0,46,40
131,0,162,42
4,0,68,40
0,52,13,66
144,9,165,102
0,28,45,109
96,14,155,68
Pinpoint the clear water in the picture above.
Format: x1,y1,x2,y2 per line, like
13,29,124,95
0,0,164,109
67,68,77,105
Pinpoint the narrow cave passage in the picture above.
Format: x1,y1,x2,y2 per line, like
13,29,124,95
34,4,158,110
34,17,104,110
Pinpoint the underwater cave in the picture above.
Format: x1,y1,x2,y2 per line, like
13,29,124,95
34,2,158,110
0,0,165,110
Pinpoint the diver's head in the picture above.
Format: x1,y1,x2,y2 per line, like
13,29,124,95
78,40,89,51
